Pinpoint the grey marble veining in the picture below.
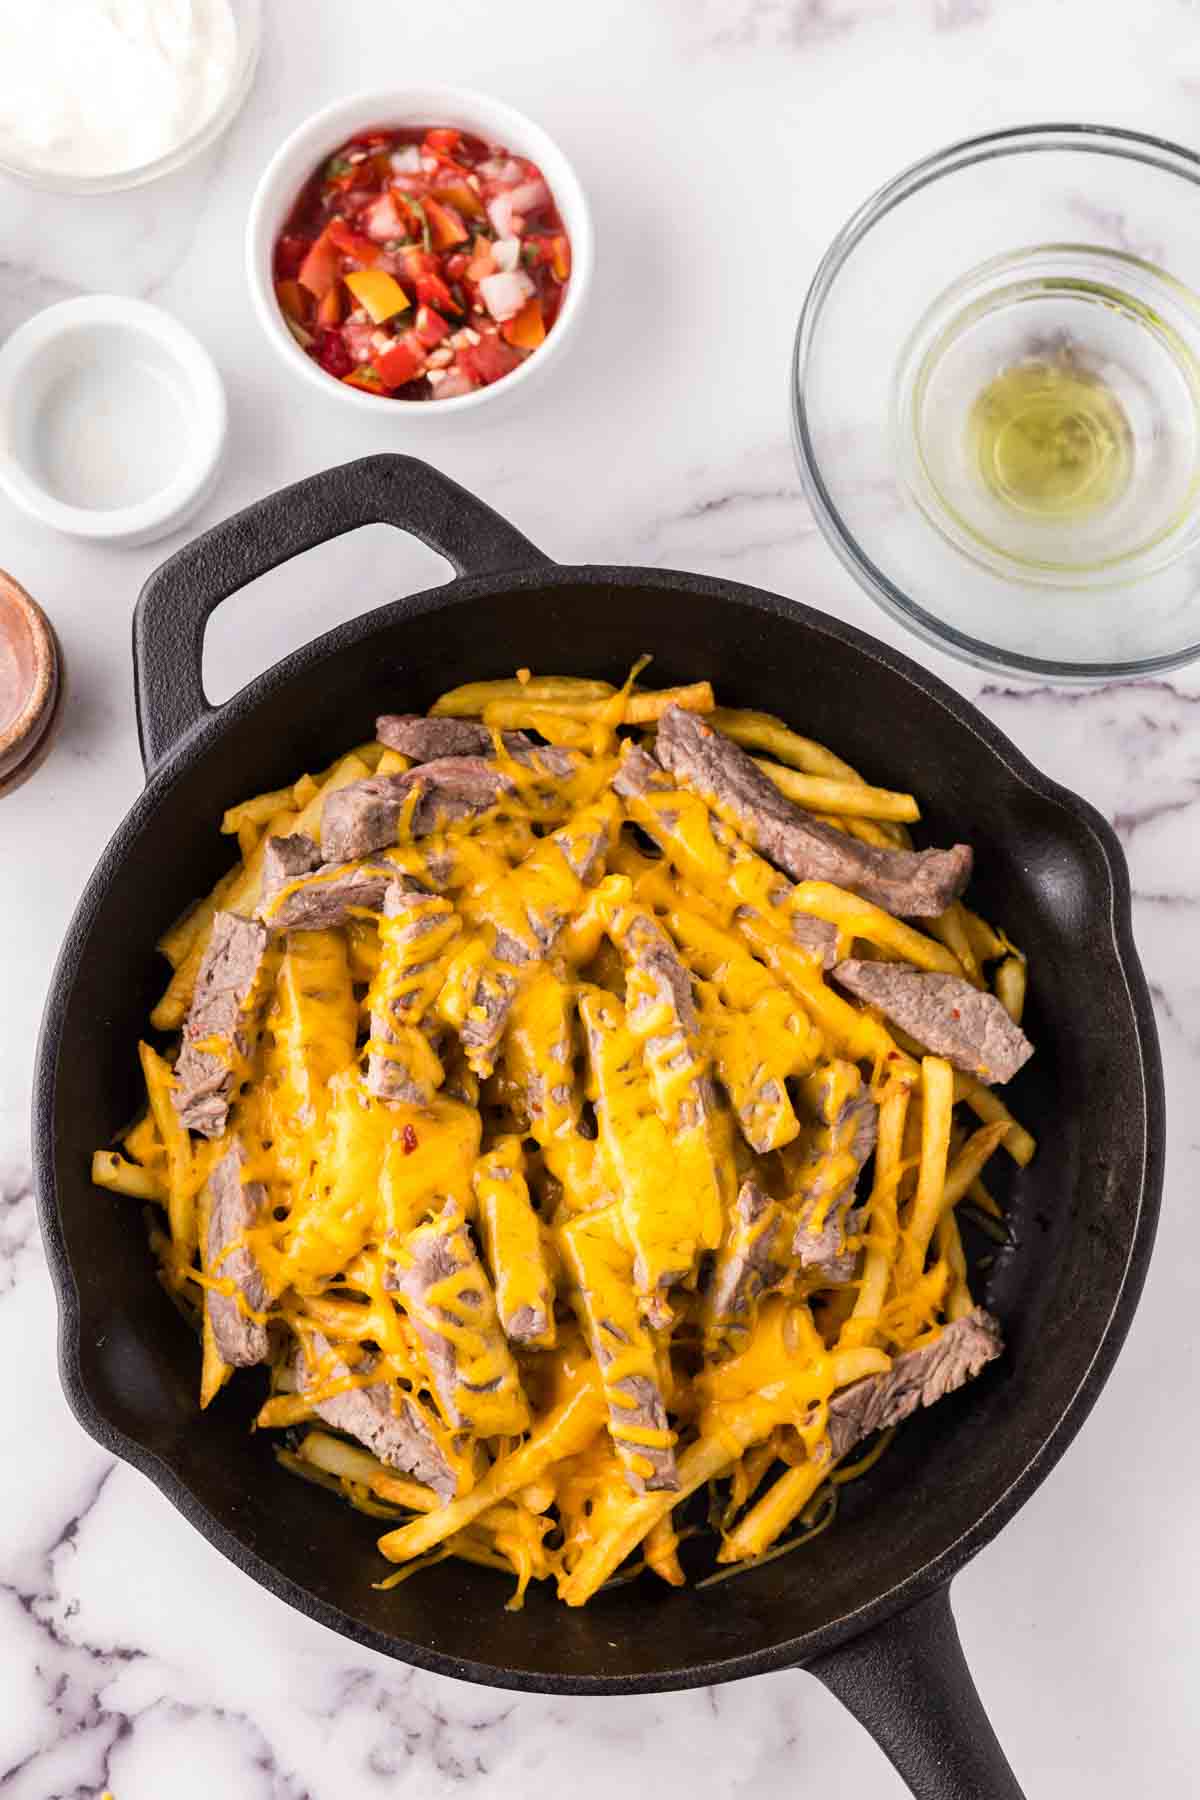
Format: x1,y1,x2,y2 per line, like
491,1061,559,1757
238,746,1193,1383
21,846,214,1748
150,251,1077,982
2,1,1198,1794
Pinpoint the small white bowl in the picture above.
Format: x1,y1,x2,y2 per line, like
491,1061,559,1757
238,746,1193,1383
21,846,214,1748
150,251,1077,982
0,296,227,546
246,86,594,418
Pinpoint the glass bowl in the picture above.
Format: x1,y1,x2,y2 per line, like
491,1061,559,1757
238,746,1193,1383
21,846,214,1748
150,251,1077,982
792,124,1200,680
0,0,261,194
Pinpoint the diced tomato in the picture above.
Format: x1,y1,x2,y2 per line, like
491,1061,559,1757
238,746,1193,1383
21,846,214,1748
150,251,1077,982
315,327,353,378
415,271,461,315
401,247,440,283
424,128,461,157
274,234,310,281
375,334,427,388
297,229,340,299
326,217,381,265
444,251,470,283
502,296,545,350
424,197,469,250
275,278,312,324
342,366,386,393
460,329,524,386
524,234,572,281
413,304,451,348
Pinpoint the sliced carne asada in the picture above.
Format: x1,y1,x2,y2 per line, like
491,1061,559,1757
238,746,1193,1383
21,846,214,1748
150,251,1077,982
654,705,972,918
376,714,496,762
561,1208,679,1494
788,1065,878,1278
703,1180,792,1351
385,1200,531,1438
832,959,1033,1085
366,880,462,1107
205,1140,270,1367
825,1307,1003,1461
473,1137,557,1348
320,757,513,863
172,911,271,1138
375,713,580,780
257,833,396,932
296,1331,459,1500
616,744,839,968
453,797,617,1078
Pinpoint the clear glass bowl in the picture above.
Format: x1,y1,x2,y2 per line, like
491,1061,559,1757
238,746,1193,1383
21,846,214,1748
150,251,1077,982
792,124,1200,680
0,0,261,194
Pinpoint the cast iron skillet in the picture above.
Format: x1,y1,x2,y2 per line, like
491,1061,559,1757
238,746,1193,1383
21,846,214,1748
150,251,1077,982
34,455,1163,1800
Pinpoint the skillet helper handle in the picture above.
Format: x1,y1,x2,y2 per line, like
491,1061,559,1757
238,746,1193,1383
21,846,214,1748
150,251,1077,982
133,453,550,776
807,1585,1026,1800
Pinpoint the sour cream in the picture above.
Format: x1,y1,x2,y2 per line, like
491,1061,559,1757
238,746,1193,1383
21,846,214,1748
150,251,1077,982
0,0,239,179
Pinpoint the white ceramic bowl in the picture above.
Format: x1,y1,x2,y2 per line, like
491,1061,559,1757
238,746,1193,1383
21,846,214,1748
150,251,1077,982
0,0,261,194
0,296,227,545
246,86,594,417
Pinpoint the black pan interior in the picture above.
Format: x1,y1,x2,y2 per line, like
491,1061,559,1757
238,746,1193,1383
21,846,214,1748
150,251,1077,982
38,570,1158,1691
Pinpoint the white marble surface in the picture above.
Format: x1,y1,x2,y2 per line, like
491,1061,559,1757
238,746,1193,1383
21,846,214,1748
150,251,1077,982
2,1,1199,1793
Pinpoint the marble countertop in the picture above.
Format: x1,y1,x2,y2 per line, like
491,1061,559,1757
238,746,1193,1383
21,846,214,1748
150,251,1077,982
3,2,1198,1794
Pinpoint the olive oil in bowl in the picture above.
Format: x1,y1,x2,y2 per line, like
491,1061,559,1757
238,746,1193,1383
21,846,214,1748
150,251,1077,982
895,246,1200,585
967,354,1134,522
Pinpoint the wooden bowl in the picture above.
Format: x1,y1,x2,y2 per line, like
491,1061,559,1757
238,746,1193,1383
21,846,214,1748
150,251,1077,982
0,569,61,795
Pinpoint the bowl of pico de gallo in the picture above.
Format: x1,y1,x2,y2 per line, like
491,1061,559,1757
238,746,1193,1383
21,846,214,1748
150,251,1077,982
246,86,593,413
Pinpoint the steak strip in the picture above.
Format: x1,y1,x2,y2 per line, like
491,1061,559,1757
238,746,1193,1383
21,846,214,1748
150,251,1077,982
832,959,1034,1085
385,1201,530,1438
791,1080,878,1279
257,832,395,931
376,713,579,778
173,911,270,1138
825,1307,1003,1461
614,745,838,968
366,879,459,1107
297,1331,458,1500
703,1180,791,1349
206,1141,270,1367
654,705,972,918
320,757,514,863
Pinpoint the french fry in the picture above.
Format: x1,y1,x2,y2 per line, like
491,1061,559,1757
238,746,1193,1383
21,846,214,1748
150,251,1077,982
717,1454,829,1563
221,784,296,836
967,1174,1003,1221
157,865,241,970
558,1342,890,1605
198,1183,231,1409
958,906,1008,965
955,1072,1036,1166
787,881,963,976
378,1368,606,1564
943,1120,1009,1210
995,955,1027,1024
925,903,983,987
375,747,411,777
935,1210,974,1321
707,708,864,783
901,1056,955,1282
624,681,714,723
752,759,919,824
138,1042,196,1262
841,1073,914,1347
91,1150,166,1203
432,676,616,716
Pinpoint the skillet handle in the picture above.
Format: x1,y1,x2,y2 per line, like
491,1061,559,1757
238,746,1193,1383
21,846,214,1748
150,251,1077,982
133,453,550,776
807,1585,1026,1800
